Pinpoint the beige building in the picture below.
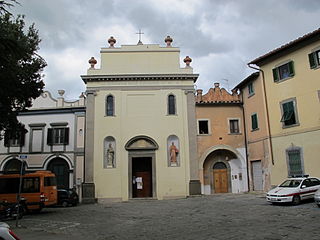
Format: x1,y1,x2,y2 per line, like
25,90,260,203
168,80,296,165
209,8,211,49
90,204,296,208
234,73,272,191
81,36,201,202
248,28,320,186
195,83,248,194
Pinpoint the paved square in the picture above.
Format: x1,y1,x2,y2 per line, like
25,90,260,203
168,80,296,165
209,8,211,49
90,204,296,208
8,193,320,240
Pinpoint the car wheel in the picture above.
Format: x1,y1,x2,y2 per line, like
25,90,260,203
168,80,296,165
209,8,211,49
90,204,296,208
292,195,301,205
317,204,320,208
62,201,68,207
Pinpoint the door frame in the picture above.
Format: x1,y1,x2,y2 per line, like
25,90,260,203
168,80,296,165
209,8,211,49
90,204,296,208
210,160,232,194
128,151,156,199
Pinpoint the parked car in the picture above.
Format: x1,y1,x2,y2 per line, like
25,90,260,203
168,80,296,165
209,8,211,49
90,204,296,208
314,188,320,207
57,189,79,207
0,222,20,240
266,176,320,205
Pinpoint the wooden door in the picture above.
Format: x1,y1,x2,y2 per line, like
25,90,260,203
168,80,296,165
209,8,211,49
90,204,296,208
134,171,152,198
213,169,228,193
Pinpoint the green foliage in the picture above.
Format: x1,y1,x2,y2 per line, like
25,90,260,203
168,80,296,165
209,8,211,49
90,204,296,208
0,11,47,137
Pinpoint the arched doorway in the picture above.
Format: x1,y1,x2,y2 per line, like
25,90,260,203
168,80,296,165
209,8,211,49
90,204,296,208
47,158,70,189
125,136,158,198
3,159,25,174
213,162,228,193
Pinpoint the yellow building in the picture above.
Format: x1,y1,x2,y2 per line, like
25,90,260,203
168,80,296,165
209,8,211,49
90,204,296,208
248,28,320,186
234,73,272,191
81,36,201,202
195,83,248,194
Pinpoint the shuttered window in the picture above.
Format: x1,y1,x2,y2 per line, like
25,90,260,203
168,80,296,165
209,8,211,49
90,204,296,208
308,50,320,69
251,114,258,130
287,150,303,176
47,128,69,145
4,129,25,147
281,101,297,126
272,61,294,82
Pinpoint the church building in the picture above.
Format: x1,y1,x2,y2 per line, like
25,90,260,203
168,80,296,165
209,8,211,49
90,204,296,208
81,36,201,202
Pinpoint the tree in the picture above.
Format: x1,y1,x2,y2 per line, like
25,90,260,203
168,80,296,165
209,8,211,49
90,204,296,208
0,3,47,138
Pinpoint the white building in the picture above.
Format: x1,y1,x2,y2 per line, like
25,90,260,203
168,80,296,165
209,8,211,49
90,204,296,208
0,91,86,197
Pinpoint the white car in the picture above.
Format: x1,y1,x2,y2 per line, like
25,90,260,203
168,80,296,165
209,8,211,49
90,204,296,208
266,177,320,205
0,222,20,240
314,188,320,207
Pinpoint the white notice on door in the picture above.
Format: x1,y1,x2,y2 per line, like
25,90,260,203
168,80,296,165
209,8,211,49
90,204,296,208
136,177,143,189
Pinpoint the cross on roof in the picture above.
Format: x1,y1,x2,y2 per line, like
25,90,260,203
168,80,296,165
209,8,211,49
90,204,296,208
136,29,144,44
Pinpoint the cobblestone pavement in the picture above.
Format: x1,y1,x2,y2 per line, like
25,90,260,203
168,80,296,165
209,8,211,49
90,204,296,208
6,193,320,240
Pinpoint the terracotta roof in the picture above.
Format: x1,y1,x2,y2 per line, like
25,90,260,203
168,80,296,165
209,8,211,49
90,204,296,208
233,72,259,90
249,28,320,66
196,83,241,104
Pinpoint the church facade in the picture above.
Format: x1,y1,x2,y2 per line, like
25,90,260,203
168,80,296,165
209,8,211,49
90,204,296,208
81,36,201,202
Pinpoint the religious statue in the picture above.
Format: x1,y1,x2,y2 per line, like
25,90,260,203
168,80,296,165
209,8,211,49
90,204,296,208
169,142,179,166
107,143,114,168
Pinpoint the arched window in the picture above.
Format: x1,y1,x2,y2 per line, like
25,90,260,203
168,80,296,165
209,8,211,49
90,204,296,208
168,94,176,115
3,159,25,174
106,95,114,116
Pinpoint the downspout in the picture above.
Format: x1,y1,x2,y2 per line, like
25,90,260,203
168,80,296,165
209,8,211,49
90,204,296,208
247,64,274,166
240,94,250,192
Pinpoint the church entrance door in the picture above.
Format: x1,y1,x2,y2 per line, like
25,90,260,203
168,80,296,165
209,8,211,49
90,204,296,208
132,157,152,198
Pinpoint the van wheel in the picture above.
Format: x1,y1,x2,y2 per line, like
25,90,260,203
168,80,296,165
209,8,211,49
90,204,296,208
292,195,301,205
62,201,68,207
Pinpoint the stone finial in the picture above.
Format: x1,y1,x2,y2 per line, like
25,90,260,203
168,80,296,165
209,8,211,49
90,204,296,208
58,90,65,97
183,56,192,67
165,35,173,47
214,82,220,88
88,57,97,69
108,36,116,48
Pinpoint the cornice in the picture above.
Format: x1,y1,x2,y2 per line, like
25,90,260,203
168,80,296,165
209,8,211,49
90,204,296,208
81,74,199,84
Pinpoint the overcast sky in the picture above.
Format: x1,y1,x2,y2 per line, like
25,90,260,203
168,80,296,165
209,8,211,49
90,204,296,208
11,0,320,100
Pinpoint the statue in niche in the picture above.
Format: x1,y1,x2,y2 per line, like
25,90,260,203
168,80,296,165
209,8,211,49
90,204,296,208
106,143,114,168
169,142,179,166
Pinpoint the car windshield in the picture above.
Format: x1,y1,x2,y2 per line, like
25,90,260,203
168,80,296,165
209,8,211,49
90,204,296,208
279,179,301,188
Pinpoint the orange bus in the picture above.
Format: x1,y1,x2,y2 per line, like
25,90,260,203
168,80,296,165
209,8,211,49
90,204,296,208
0,170,57,212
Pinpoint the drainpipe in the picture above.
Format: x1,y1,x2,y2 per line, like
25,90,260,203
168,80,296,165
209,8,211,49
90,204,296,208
239,94,250,192
247,64,274,166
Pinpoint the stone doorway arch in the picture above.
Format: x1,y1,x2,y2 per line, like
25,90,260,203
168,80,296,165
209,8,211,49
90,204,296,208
125,136,158,199
47,157,70,189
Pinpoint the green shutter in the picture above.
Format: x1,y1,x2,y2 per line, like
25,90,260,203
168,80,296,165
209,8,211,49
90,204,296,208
272,68,279,82
288,61,295,77
308,52,316,69
251,114,258,130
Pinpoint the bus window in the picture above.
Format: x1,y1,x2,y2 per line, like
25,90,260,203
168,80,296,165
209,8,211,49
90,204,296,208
0,178,19,194
22,177,40,193
44,177,57,186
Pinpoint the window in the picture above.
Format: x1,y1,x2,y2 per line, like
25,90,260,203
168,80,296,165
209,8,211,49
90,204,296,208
287,149,303,176
308,49,320,69
168,94,176,115
4,129,25,147
280,99,298,127
106,95,114,116
248,82,254,96
251,113,258,131
272,61,294,82
229,119,239,134
47,128,69,145
310,178,320,186
198,120,209,135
